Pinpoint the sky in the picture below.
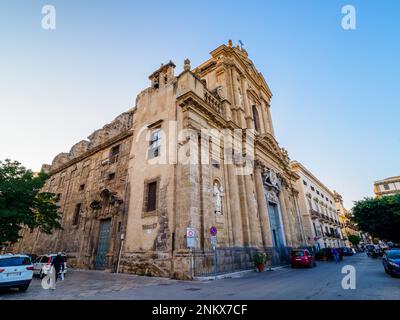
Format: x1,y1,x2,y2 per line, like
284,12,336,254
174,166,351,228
0,0,399,209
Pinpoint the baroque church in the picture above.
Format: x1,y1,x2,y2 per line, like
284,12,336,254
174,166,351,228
12,41,307,279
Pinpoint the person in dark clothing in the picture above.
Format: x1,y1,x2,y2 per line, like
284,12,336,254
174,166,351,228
51,253,65,282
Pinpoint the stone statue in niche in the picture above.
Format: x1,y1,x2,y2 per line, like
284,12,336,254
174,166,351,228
213,182,224,215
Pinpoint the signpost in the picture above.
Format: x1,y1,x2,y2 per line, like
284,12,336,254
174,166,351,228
210,226,218,279
187,227,196,278
186,227,196,248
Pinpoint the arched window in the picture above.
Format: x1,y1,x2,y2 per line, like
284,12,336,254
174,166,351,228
252,105,260,132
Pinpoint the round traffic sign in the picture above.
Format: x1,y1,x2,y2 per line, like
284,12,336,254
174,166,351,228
210,226,217,236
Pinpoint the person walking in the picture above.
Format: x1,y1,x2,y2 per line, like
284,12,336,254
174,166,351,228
49,253,65,289
332,247,340,263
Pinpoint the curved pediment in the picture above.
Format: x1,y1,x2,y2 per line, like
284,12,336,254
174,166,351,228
88,112,133,149
51,153,71,169
69,140,90,158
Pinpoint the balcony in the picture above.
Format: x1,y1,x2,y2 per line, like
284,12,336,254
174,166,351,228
310,209,320,219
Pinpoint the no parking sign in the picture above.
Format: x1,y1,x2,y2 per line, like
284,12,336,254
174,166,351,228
186,227,196,248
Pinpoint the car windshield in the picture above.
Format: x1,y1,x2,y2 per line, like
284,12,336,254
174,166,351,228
292,251,304,257
387,251,400,260
0,257,31,267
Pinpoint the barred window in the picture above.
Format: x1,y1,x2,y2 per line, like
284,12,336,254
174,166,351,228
109,145,120,164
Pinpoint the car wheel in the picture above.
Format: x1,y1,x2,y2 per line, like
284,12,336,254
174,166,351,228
384,267,389,274
291,264,296,268
313,261,317,267
18,284,29,292
390,271,397,278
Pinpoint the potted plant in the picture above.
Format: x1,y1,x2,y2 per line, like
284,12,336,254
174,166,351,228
254,252,268,272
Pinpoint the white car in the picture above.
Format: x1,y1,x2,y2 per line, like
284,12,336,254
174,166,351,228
33,254,67,279
0,254,33,292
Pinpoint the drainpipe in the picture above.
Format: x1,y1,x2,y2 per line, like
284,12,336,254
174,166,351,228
116,233,124,273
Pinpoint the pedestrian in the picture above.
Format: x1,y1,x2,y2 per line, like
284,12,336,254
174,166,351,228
49,252,65,289
332,247,340,263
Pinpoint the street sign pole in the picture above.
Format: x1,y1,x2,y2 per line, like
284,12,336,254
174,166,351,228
210,226,218,280
214,246,218,280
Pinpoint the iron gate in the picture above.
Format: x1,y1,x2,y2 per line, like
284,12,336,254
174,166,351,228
192,246,293,277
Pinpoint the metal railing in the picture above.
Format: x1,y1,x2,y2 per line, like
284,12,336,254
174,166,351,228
192,246,294,277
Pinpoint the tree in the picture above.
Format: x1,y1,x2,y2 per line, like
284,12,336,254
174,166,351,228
352,194,400,243
0,159,61,247
348,234,361,246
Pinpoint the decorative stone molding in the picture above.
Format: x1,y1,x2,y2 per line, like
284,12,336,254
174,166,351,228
266,190,279,204
262,168,281,191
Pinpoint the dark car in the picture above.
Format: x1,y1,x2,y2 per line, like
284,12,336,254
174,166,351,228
382,250,400,277
290,249,316,268
340,247,354,256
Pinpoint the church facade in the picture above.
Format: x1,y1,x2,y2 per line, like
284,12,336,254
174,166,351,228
12,41,307,279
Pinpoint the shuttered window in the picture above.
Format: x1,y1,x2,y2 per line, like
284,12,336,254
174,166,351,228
146,181,157,212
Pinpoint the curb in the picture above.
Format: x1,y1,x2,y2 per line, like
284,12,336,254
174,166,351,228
193,265,290,281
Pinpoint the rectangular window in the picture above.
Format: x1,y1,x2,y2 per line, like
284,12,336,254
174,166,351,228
55,193,61,202
146,181,158,212
384,184,390,190
211,159,220,169
109,145,120,164
316,190,320,195
72,203,81,226
79,184,85,191
303,180,307,186
311,186,315,191
59,175,65,187
148,128,161,159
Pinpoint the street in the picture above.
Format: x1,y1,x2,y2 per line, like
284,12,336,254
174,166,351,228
0,253,399,300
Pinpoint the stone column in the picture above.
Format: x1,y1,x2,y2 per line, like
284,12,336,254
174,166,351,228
244,173,263,247
266,104,275,136
278,189,293,246
254,166,273,247
260,100,270,134
232,68,245,127
228,66,239,124
226,164,243,247
237,175,251,246
241,78,252,129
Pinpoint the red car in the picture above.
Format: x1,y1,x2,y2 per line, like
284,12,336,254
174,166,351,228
290,249,316,268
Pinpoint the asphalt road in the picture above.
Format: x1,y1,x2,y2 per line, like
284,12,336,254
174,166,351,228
0,253,399,300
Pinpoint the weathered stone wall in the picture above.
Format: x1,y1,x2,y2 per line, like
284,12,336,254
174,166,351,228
12,111,134,271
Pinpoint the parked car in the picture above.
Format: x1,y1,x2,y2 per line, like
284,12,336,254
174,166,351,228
366,244,383,258
290,249,316,268
382,249,400,277
0,254,33,292
340,247,354,256
33,254,67,279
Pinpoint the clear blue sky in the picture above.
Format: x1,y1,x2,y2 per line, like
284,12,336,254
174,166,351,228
0,0,399,209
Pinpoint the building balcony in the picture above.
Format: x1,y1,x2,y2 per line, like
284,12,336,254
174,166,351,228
310,209,320,219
